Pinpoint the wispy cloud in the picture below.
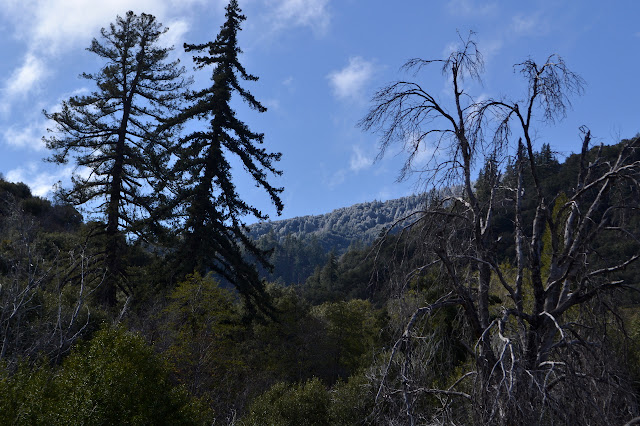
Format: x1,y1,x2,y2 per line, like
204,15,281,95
160,18,191,50
446,0,497,18
349,145,373,172
327,169,345,189
3,122,47,151
6,163,73,197
480,37,503,60
0,0,195,106
283,76,294,87
12,0,193,55
3,53,48,99
266,0,331,36
404,131,438,168
510,13,549,37
411,143,437,166
327,56,375,102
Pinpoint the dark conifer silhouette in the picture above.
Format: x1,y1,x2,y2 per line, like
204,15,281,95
45,11,188,306
170,0,283,309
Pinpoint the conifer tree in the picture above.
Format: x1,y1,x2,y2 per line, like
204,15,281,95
170,0,283,309
45,12,188,306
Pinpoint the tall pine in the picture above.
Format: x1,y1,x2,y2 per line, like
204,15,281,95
171,0,283,309
45,12,188,307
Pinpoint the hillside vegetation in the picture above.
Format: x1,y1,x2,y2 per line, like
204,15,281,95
250,194,424,251
1,3,640,424
249,195,424,285
2,137,639,425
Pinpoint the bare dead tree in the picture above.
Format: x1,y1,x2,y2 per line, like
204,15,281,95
360,34,640,425
0,199,101,367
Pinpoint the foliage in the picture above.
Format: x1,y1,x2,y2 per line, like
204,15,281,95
44,11,188,306
157,273,245,418
242,374,375,426
0,360,58,424
56,326,209,424
3,5,640,423
256,232,327,285
0,326,210,425
311,299,381,380
242,378,331,426
167,0,282,312
329,374,376,425
304,243,381,304
250,194,425,256
0,182,98,366
243,284,327,385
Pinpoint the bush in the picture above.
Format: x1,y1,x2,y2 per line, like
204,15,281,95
243,378,331,425
242,374,374,426
329,374,374,425
0,326,211,425
55,325,209,424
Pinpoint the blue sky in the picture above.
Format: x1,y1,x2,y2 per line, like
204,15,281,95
0,0,638,222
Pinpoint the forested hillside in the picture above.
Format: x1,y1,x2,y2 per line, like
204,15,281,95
250,194,424,250
3,135,639,425
249,194,424,285
1,2,640,425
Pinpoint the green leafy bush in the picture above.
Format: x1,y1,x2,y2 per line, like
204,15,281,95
242,374,374,426
0,326,210,425
242,378,331,426
56,325,209,424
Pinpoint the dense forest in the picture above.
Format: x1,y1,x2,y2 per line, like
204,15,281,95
250,194,424,285
1,1,640,425
3,134,640,425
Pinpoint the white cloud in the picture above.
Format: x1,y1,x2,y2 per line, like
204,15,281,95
328,169,345,189
2,87,90,148
160,18,191,50
266,0,331,36
349,145,373,172
404,132,438,166
481,38,503,60
263,98,281,110
327,56,375,102
6,163,73,197
0,0,198,102
412,143,437,166
3,122,47,151
443,41,461,56
4,53,48,98
17,0,189,55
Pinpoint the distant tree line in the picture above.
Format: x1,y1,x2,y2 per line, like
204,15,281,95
250,194,425,251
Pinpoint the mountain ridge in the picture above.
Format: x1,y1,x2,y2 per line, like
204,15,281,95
249,194,426,285
249,194,425,252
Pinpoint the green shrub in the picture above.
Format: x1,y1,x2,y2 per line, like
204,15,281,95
0,326,211,425
243,378,331,426
0,361,58,424
329,374,374,425
55,325,209,425
242,374,374,426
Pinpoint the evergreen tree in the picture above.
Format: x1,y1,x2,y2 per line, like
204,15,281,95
170,0,283,309
44,12,188,306
320,250,339,291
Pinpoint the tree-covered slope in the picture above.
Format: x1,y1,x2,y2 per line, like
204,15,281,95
248,195,425,285
250,194,425,252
